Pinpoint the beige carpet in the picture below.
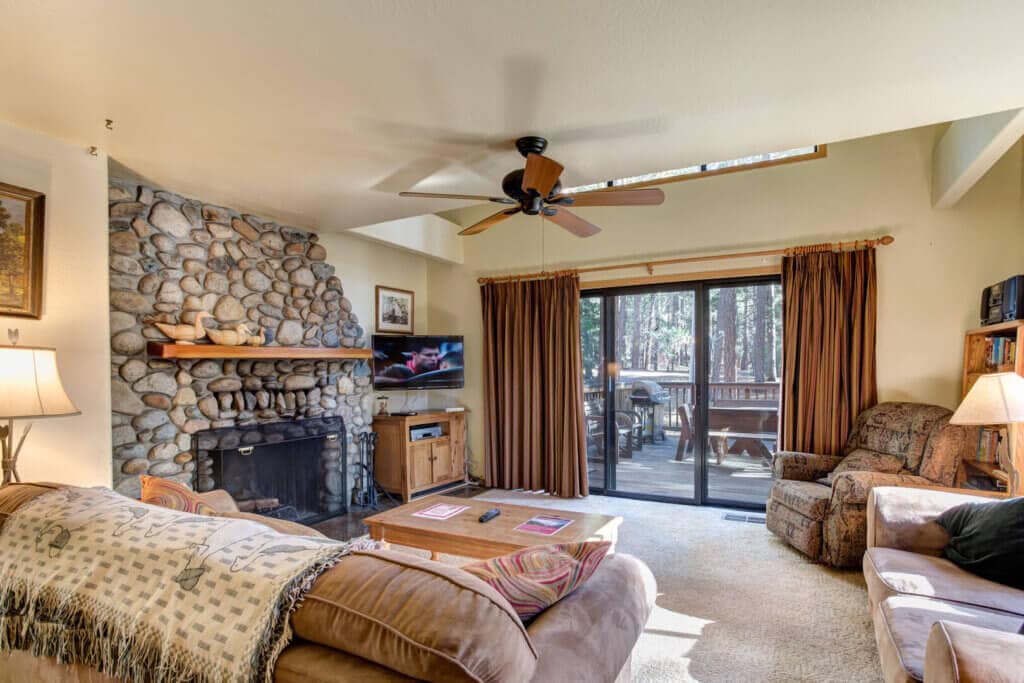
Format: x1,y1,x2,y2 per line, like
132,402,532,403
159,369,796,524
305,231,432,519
470,490,882,683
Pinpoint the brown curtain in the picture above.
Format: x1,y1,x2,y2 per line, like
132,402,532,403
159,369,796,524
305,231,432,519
780,247,877,455
481,272,588,497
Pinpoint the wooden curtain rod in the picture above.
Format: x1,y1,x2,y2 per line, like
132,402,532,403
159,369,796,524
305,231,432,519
477,235,894,284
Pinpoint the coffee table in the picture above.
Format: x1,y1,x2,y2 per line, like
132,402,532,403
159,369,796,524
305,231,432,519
363,495,622,560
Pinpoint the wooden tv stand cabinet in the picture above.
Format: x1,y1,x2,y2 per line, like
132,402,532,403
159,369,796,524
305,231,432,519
372,411,468,502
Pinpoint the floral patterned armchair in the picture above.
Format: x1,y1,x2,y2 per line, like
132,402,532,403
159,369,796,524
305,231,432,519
766,402,977,568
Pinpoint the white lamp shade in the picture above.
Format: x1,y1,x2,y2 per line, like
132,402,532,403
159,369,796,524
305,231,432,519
0,346,80,419
951,372,1024,425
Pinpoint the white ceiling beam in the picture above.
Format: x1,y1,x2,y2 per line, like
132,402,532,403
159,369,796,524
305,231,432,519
347,214,465,264
932,108,1024,209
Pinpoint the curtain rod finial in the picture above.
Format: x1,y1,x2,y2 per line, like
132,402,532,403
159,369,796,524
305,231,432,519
879,235,895,246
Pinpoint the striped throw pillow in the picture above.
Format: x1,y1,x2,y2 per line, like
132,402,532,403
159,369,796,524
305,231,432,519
139,475,216,515
461,541,612,622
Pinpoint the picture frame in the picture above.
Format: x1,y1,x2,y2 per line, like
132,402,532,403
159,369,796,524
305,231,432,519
375,285,415,334
0,181,45,319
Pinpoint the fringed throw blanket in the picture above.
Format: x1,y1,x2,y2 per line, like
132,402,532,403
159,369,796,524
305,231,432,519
0,486,373,682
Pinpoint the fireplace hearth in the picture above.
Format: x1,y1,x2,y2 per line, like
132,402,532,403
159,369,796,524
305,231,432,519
195,417,348,524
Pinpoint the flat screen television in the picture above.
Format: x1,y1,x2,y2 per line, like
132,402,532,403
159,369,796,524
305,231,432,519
372,335,464,390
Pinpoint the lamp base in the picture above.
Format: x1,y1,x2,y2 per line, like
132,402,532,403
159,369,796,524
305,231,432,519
1,420,27,487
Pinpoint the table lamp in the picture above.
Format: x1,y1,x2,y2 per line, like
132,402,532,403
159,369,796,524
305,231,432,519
0,339,80,486
950,372,1024,496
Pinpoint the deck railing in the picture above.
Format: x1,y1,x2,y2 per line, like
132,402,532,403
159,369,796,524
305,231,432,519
583,380,780,429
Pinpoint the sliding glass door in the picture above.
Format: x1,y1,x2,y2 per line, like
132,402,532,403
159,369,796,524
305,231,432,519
582,276,782,509
703,281,781,506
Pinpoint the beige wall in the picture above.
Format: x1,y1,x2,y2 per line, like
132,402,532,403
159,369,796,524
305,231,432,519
429,124,1024,476
0,120,112,486
315,229,435,413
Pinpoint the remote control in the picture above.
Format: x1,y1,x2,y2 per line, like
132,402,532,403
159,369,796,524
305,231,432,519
478,508,501,523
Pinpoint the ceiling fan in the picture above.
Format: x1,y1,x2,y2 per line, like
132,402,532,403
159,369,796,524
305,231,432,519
399,136,664,237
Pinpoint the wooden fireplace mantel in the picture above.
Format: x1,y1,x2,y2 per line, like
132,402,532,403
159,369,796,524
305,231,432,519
147,342,373,360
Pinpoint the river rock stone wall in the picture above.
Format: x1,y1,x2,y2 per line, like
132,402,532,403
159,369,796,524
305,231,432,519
108,178,373,506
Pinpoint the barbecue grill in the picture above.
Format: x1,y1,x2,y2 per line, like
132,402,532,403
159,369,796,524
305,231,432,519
629,380,669,444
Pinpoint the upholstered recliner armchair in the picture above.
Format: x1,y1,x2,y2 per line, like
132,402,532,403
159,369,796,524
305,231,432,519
767,402,976,568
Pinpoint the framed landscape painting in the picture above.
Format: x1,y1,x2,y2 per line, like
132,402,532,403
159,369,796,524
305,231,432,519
0,182,45,319
375,285,415,334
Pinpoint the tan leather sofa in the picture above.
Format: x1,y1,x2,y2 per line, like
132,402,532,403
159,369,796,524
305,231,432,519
864,486,1024,683
0,483,656,682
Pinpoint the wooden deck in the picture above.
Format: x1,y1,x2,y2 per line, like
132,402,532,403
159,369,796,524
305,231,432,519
588,429,773,505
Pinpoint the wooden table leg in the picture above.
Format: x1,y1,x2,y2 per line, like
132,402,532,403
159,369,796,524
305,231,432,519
368,525,389,550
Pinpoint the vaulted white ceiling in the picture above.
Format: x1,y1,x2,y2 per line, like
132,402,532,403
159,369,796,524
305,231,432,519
2,1,1023,231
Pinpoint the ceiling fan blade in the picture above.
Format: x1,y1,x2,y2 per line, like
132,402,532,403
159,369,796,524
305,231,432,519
399,191,513,204
544,208,602,238
459,208,521,236
552,188,665,207
522,153,564,197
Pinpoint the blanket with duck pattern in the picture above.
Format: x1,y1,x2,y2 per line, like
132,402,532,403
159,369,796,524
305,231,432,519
0,486,373,682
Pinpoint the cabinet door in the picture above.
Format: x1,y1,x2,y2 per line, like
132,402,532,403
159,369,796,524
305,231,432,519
449,415,466,477
431,440,453,482
410,443,434,490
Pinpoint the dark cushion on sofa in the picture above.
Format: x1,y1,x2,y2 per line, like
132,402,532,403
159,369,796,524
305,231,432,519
936,497,1024,589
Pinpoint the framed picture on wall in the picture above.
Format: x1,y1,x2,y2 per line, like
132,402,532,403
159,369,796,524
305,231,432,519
0,181,45,319
375,285,415,334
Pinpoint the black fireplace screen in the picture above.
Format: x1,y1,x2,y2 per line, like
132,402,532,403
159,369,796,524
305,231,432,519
196,417,347,525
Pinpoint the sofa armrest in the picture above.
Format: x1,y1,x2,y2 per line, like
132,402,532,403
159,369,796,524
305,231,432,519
216,510,324,537
865,486,1003,555
772,451,842,481
924,621,1024,683
195,488,240,513
526,553,656,683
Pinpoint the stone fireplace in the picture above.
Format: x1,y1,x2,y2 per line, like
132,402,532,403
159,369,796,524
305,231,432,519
108,178,373,513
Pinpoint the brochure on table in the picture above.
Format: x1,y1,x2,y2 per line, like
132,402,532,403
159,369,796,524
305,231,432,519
412,503,470,520
514,514,575,536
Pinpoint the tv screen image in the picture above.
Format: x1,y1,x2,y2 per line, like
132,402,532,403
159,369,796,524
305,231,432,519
372,335,464,390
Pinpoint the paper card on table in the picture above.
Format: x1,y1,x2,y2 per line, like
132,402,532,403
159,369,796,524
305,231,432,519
514,514,575,536
412,503,470,520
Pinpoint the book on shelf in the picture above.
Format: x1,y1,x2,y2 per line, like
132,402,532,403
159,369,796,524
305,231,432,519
975,426,1007,465
983,337,1017,369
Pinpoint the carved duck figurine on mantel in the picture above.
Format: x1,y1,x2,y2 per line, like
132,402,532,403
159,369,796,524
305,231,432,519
147,311,211,344
247,327,266,347
207,323,254,347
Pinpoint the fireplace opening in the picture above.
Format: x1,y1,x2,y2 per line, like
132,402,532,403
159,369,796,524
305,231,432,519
195,417,348,525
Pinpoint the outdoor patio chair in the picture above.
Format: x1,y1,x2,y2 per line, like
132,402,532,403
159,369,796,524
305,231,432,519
585,401,642,460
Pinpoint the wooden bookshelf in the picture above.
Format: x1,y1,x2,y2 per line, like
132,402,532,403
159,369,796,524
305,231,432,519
961,320,1024,492
147,342,372,360
962,320,1024,395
